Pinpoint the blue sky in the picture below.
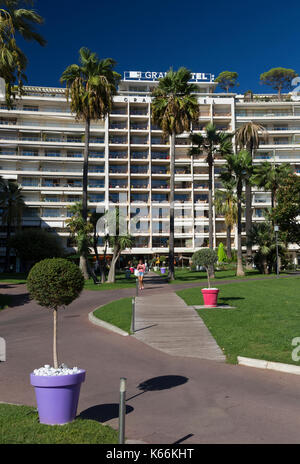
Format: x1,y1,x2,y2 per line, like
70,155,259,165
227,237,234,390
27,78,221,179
19,0,300,93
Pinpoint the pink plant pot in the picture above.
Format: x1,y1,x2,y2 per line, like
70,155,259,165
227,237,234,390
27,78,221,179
201,288,219,307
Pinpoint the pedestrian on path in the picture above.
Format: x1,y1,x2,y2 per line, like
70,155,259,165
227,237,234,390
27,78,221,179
137,259,146,290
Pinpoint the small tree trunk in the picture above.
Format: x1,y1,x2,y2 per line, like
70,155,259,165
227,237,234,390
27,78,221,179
208,156,215,279
207,268,210,288
53,308,58,369
168,132,175,281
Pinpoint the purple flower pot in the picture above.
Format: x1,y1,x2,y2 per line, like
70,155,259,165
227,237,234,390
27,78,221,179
30,370,86,425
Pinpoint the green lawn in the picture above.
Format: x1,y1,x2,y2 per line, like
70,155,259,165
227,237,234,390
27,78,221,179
0,273,27,284
156,267,263,284
84,272,136,291
0,294,12,310
93,297,133,333
177,277,300,365
0,404,118,444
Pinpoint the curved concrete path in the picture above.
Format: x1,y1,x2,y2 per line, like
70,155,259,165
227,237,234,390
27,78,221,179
134,275,225,361
1,275,300,444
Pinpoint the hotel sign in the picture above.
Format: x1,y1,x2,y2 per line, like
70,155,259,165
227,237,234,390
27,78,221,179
124,71,215,82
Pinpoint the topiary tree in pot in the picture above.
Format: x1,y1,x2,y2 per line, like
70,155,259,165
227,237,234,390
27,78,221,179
192,249,219,307
27,258,85,425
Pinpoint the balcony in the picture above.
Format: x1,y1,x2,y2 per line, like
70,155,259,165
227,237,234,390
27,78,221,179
130,108,148,116
151,137,167,145
131,166,148,174
152,180,170,189
131,151,148,159
109,180,128,188
131,194,149,203
152,167,169,175
109,152,128,159
131,136,148,145
152,194,169,203
110,122,127,130
130,123,148,130
110,136,127,144
109,193,127,203
130,182,149,189
152,152,169,160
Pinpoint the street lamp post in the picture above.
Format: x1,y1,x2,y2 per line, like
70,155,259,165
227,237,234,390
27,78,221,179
274,225,279,278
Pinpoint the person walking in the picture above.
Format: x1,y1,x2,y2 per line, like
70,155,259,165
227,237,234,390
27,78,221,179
137,259,146,290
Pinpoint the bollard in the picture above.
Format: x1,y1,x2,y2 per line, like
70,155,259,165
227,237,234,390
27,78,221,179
118,377,127,444
131,297,135,333
0,337,6,362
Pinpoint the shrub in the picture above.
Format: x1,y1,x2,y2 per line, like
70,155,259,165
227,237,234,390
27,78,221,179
27,258,84,368
10,228,64,269
192,249,218,288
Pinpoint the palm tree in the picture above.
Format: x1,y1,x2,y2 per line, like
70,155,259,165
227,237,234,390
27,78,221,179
0,179,25,271
151,67,200,281
60,47,120,278
66,202,93,280
219,150,252,276
251,162,292,210
105,206,133,283
214,178,237,260
235,121,267,268
190,123,232,277
0,0,46,104
247,222,285,274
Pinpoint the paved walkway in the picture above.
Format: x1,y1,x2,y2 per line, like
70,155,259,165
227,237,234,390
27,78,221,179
134,273,225,361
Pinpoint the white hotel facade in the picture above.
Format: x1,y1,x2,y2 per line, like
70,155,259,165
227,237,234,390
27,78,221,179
0,72,299,269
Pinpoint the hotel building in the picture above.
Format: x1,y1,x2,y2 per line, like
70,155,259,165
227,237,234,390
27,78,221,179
0,72,299,270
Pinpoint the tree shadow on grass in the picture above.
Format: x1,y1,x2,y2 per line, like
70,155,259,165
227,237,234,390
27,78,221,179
78,403,134,423
218,296,245,306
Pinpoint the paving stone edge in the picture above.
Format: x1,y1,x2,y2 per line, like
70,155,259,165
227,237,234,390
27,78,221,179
237,356,300,375
88,311,129,337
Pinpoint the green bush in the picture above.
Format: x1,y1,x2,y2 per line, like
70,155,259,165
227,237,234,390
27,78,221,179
10,229,64,268
192,249,218,288
27,258,84,368
27,258,84,309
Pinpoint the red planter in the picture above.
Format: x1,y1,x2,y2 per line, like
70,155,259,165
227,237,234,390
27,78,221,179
201,288,219,307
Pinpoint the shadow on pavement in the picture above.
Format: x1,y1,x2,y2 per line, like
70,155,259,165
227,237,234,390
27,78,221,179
9,293,31,307
78,403,134,423
173,433,194,444
127,375,188,401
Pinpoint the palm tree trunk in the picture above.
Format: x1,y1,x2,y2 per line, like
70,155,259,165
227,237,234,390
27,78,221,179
168,132,175,281
101,238,108,283
53,308,58,369
80,116,90,279
80,255,89,280
245,145,253,270
208,156,215,278
236,186,245,277
245,182,252,269
262,256,269,274
107,245,120,283
4,219,11,272
226,224,232,260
